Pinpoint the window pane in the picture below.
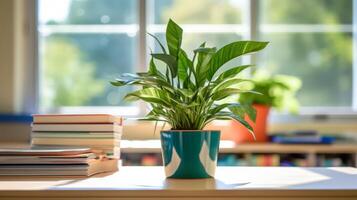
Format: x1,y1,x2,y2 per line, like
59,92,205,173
151,33,243,51
260,0,353,108
260,0,352,24
38,0,138,110
39,34,136,108
147,0,247,68
258,33,352,106
150,0,246,24
39,0,137,25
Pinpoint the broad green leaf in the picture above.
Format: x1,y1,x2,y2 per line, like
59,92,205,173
228,104,256,122
148,58,167,80
124,88,171,107
209,103,232,115
242,104,257,122
215,65,253,81
195,45,216,86
194,47,217,53
166,19,183,58
229,114,256,140
177,49,192,83
211,88,241,101
208,41,268,80
212,78,249,92
152,53,178,78
148,58,158,75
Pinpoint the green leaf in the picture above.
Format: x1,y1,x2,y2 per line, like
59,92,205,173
148,58,167,80
166,19,183,58
211,88,241,101
152,53,178,78
208,41,269,80
111,19,269,131
124,88,171,107
212,78,249,92
195,47,216,86
215,65,253,81
194,47,217,53
177,49,192,83
110,80,126,87
243,104,257,122
228,104,256,122
147,32,167,54
209,103,232,115
229,114,256,140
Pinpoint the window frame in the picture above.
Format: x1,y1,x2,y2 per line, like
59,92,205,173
32,0,357,118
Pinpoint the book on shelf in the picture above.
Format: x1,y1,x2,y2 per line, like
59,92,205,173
32,114,123,125
31,123,122,132
270,131,336,144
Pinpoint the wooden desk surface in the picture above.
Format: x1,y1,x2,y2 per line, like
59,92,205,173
0,166,357,199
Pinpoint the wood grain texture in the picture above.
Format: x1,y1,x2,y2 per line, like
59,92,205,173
0,166,357,199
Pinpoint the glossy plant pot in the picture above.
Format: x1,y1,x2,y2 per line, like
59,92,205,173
160,130,220,179
232,104,270,143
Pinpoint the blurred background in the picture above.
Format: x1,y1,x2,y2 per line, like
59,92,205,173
1,0,357,167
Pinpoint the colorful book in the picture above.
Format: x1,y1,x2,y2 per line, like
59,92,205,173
32,114,123,125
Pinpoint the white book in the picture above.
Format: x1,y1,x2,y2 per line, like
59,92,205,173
31,132,122,139
31,124,122,132
0,159,119,176
32,114,123,125
31,138,120,147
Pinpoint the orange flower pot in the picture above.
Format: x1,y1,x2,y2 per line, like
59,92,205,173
231,104,270,143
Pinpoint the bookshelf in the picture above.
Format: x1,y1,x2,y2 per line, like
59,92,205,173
121,140,357,167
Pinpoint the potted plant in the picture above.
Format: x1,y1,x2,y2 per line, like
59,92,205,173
233,70,302,143
111,19,268,178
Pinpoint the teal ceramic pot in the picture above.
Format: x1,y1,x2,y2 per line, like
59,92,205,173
160,130,220,179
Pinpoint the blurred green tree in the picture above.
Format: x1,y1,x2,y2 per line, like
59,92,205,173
259,0,352,106
42,38,104,108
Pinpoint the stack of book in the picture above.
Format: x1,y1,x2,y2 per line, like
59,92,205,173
0,147,117,176
31,114,122,163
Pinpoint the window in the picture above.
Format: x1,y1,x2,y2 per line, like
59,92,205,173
38,0,138,114
258,0,353,110
37,0,356,115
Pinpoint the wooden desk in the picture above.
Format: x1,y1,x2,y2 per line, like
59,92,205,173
0,166,357,199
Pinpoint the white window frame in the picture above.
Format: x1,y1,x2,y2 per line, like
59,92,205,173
30,0,357,119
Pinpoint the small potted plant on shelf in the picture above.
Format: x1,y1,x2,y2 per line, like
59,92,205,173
234,70,302,143
111,19,268,178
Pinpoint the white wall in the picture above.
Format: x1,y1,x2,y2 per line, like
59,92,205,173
0,0,36,114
